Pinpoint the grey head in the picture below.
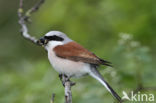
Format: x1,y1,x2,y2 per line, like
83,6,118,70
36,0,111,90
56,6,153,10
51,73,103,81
37,31,72,46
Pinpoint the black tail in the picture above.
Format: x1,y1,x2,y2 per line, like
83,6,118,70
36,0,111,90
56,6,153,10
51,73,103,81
89,67,122,103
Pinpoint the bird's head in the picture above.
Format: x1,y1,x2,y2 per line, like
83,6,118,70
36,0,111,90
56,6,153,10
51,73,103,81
37,31,72,47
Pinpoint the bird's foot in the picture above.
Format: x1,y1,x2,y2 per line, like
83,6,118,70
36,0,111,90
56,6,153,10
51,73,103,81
58,74,76,87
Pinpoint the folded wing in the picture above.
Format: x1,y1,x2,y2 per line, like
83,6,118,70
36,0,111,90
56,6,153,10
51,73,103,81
53,42,112,66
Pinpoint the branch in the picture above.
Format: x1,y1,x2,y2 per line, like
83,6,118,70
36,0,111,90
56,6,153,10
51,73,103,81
18,1,75,103
50,93,55,103
18,0,45,45
59,74,75,103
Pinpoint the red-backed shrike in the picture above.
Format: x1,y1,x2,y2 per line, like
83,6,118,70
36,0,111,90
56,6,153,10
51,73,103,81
37,31,121,102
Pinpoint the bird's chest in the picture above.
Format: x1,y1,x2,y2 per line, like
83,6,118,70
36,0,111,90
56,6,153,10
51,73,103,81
47,49,89,77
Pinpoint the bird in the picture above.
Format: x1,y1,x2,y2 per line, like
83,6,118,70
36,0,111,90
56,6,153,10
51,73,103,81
37,31,122,102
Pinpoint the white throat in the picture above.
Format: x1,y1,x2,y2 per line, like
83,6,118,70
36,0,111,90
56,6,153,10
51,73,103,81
45,41,63,51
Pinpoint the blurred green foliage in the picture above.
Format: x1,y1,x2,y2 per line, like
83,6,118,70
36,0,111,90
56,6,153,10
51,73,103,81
0,0,156,103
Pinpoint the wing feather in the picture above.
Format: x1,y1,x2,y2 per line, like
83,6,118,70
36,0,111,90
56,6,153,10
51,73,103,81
53,42,112,66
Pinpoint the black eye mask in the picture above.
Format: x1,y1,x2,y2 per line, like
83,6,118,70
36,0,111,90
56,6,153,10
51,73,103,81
44,35,64,41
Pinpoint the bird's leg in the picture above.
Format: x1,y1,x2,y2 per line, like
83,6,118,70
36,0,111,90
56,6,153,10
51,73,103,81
59,74,69,87
64,75,76,86
59,74,65,86
58,74,76,86
58,74,76,103
59,74,62,80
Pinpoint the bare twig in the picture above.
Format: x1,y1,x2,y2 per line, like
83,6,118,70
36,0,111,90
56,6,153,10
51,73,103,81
18,0,45,45
24,0,45,21
18,1,75,103
133,86,156,93
50,93,55,103
59,74,75,103
143,87,156,91
27,0,45,14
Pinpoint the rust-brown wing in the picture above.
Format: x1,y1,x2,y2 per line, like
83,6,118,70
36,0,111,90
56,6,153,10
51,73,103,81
53,42,112,66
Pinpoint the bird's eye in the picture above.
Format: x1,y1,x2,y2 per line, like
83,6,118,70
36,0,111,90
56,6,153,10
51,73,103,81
44,35,64,41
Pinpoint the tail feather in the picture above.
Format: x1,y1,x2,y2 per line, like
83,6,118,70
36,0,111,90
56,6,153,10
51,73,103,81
89,67,122,103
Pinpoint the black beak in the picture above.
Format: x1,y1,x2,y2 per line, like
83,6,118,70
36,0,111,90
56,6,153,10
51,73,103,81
37,37,48,46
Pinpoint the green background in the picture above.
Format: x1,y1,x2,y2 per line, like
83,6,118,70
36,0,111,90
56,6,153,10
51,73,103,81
0,0,156,103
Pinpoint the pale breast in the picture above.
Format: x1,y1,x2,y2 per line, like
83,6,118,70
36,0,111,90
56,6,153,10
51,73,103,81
48,48,90,77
